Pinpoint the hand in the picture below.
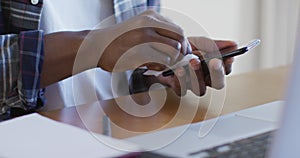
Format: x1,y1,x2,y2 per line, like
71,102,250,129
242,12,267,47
156,37,237,96
41,10,191,87
80,10,191,72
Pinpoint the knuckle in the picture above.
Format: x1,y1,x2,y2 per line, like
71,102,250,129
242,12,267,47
137,15,152,26
173,26,184,37
213,83,224,90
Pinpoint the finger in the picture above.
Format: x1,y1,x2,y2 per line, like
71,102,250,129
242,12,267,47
189,63,206,96
141,42,190,71
188,37,237,63
143,10,174,24
141,13,190,56
154,28,188,55
223,57,234,75
192,50,212,82
208,58,225,89
141,10,185,40
189,58,201,71
188,37,238,54
174,66,187,96
142,14,185,41
189,38,237,66
154,28,191,56
186,40,193,54
124,43,174,71
157,66,187,96
215,40,238,50
181,38,192,55
142,62,166,71
188,37,219,52
149,35,182,64
215,41,236,75
192,50,206,61
142,12,191,56
154,27,183,41
198,61,211,87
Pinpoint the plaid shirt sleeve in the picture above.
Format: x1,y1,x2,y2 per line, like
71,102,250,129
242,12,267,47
0,30,45,117
0,0,45,118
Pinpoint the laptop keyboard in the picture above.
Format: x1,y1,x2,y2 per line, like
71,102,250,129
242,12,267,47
188,130,275,158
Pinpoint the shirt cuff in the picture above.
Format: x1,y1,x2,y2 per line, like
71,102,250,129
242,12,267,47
16,30,45,110
0,30,45,116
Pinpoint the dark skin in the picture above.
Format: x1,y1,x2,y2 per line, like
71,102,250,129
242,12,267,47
41,30,235,97
40,11,236,98
41,10,186,87
147,38,237,96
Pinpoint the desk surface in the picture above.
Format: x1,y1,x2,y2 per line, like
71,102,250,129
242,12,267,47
40,66,289,139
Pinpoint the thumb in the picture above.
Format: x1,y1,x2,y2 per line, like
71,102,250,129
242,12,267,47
208,58,225,90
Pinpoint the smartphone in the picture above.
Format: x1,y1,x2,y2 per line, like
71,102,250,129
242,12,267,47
162,39,261,76
203,39,260,62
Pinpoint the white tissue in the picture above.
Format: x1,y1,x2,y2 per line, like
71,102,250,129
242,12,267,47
143,54,199,76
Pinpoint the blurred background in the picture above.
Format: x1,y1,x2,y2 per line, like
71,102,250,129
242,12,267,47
161,0,300,74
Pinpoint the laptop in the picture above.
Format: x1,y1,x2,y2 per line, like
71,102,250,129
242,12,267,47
125,18,300,158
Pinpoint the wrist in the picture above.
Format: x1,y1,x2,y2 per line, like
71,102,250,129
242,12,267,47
41,30,89,87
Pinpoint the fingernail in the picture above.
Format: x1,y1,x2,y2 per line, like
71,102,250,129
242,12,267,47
177,43,182,50
209,58,223,71
209,58,225,90
190,59,200,70
175,67,185,77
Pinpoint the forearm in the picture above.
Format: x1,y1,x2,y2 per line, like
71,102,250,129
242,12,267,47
40,30,90,88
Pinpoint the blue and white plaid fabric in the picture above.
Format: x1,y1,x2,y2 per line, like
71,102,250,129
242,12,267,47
113,0,160,23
